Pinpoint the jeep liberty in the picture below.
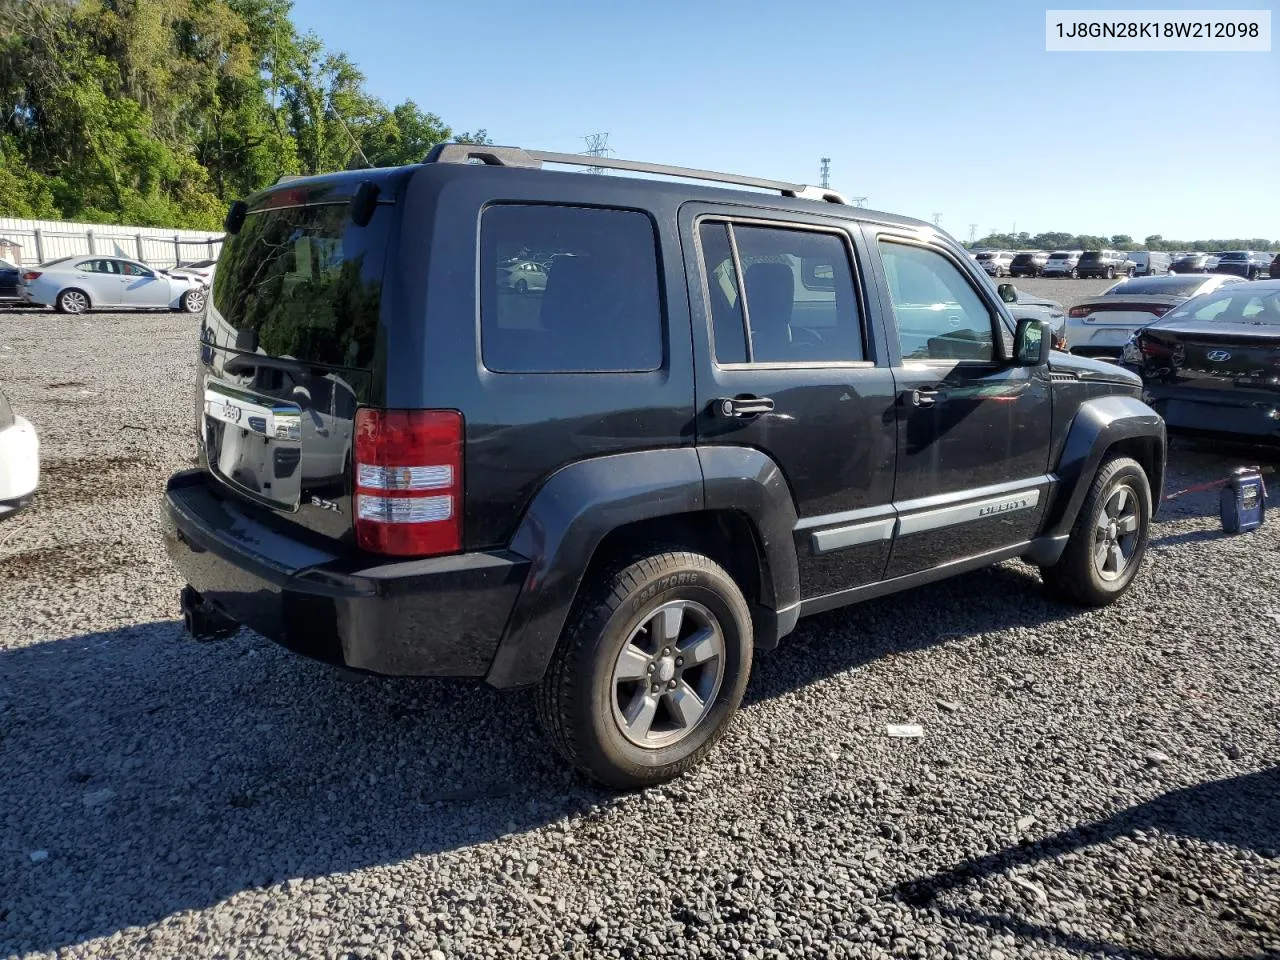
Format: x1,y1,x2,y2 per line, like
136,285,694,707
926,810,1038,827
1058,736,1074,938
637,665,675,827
164,144,1166,788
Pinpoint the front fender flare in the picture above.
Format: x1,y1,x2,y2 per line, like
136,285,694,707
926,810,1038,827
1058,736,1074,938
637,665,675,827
1046,394,1166,539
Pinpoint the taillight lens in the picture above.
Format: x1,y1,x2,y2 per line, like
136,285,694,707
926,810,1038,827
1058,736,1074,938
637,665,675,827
21,271,41,282
354,409,462,557
1068,305,1091,318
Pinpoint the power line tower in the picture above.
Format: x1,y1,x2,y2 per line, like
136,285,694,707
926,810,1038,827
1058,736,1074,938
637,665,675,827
582,133,613,174
931,212,943,228
968,223,978,244
819,158,831,190
850,196,867,207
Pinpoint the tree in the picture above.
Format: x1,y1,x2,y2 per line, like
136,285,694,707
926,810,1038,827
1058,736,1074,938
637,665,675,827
1110,234,1133,247
0,0,490,227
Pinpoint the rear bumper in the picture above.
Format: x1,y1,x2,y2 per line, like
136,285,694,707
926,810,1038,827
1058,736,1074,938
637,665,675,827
1145,392,1280,441
162,470,529,678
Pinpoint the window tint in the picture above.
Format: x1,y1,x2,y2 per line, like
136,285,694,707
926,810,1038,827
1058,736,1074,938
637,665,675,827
1108,277,1207,297
481,205,662,374
209,201,387,369
1180,290,1280,325
121,262,153,277
878,241,996,361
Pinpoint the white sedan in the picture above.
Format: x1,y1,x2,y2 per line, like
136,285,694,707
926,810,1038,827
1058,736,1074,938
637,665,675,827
20,256,208,314
0,386,38,520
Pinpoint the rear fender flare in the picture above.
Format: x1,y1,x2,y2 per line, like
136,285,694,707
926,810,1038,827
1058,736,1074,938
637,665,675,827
1046,395,1166,538
484,446,801,689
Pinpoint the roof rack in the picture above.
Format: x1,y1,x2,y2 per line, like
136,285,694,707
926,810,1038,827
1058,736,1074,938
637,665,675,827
423,143,850,205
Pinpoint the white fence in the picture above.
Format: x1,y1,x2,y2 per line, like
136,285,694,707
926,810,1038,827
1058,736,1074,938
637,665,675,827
0,217,224,268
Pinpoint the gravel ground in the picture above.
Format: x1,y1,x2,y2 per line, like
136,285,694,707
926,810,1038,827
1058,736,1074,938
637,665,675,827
1,307,1278,960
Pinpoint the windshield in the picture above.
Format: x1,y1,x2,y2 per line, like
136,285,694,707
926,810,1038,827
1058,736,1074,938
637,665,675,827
208,202,388,369
1164,288,1280,326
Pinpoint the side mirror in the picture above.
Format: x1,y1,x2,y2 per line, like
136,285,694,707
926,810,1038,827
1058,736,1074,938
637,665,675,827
997,282,1018,304
1014,318,1052,366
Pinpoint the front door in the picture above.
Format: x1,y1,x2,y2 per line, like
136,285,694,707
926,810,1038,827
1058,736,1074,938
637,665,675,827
120,261,171,307
684,206,898,600
866,232,1053,578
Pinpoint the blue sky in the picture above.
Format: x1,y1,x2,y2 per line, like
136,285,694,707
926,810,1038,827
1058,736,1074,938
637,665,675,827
291,0,1278,242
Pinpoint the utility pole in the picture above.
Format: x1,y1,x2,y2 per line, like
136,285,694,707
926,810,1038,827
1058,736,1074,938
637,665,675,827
968,223,978,244
931,213,943,228
582,133,613,173
819,158,831,190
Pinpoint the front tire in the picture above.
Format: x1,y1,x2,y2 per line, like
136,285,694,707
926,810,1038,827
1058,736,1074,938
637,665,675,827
537,551,752,788
1106,266,1116,279
180,288,206,313
1069,268,1078,279
1040,455,1151,606
514,278,529,295
56,288,90,314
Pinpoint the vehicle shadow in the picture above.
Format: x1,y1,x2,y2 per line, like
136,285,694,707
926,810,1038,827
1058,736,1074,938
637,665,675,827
886,767,1280,959
1,559,1081,955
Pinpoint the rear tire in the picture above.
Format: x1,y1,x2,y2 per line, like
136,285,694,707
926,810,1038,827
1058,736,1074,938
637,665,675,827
1069,268,1078,279
1106,266,1115,279
515,278,529,295
1040,455,1151,607
56,288,90,314
536,551,752,789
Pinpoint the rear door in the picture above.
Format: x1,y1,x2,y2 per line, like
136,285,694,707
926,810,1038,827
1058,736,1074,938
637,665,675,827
199,185,390,545
683,205,898,599
73,259,120,306
864,229,1053,578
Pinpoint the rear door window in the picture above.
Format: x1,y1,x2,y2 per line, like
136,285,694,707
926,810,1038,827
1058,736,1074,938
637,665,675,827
480,205,663,374
697,221,865,365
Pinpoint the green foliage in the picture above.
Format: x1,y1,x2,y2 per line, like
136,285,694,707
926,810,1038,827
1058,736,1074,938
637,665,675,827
0,0,489,228
970,230,1277,253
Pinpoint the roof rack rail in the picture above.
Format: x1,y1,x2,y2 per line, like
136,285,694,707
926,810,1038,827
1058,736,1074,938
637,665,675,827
423,143,850,205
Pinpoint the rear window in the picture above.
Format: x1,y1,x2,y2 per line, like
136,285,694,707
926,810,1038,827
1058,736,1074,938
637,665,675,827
975,253,996,260
1218,252,1247,261
480,205,662,374
1048,253,1071,260
1169,289,1280,325
1108,277,1207,297
209,202,388,369
1080,252,1104,262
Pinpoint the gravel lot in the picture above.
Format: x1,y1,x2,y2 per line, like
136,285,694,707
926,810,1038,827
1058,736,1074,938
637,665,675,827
1,306,1277,960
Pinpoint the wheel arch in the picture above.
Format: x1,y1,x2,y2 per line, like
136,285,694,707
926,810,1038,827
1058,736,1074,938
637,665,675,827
484,446,800,689
1045,395,1166,539
57,286,91,310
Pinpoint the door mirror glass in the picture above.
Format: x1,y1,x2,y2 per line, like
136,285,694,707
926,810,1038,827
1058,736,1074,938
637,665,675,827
1014,318,1051,366
997,282,1018,304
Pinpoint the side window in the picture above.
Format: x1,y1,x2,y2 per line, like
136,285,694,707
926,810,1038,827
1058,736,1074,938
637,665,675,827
697,221,865,365
76,260,101,273
100,260,121,275
122,262,153,278
480,205,662,374
877,241,996,362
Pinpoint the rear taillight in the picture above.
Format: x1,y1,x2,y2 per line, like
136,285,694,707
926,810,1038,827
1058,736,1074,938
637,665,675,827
21,271,40,282
353,409,462,557
1068,305,1091,318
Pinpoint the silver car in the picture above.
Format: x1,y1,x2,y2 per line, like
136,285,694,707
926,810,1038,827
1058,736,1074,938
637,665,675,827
19,256,207,314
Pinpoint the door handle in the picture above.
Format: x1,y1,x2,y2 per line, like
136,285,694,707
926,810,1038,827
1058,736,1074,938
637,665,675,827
715,396,774,418
911,387,939,408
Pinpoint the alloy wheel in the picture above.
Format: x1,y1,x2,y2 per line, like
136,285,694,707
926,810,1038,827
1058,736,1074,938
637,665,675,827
60,290,87,314
610,600,725,748
185,289,206,312
1094,482,1141,581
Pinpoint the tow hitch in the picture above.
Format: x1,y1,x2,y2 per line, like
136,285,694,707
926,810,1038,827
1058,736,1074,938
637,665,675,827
179,585,240,641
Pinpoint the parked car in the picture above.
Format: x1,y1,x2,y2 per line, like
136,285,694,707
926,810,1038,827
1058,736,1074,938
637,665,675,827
1042,251,1083,278
1077,250,1134,280
164,143,1166,788
1064,274,1244,357
0,385,38,520
20,256,208,314
1126,251,1172,277
974,250,1013,277
1009,251,1049,278
1122,280,1280,442
170,259,218,286
1271,253,1280,279
1170,252,1212,274
0,256,23,301
497,259,549,294
1211,251,1272,280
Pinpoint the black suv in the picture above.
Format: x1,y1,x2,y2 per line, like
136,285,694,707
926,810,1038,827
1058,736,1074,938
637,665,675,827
1008,251,1048,278
1212,251,1272,280
164,145,1166,788
1077,250,1134,280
